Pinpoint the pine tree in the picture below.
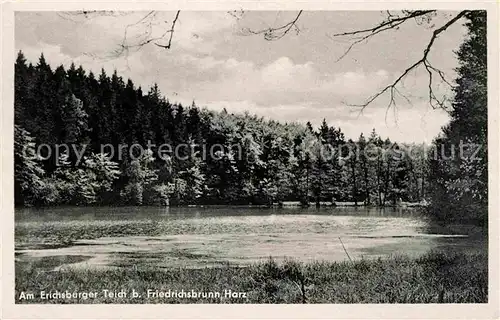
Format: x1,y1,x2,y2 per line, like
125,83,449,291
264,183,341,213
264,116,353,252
368,129,384,205
294,130,315,205
175,138,206,204
427,11,487,225
60,94,89,145
345,139,359,205
15,51,29,127
14,125,48,206
121,149,158,205
310,120,335,205
358,133,371,204
31,54,56,146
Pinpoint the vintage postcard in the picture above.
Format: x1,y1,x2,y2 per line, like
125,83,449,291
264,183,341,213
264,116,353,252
1,0,499,319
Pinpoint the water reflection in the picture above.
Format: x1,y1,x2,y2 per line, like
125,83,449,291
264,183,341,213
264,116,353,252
16,206,425,222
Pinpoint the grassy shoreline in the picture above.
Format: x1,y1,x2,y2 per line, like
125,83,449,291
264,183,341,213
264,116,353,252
15,211,488,304
16,251,487,304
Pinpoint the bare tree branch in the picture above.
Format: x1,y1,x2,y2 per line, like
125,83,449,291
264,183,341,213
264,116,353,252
154,10,181,49
343,10,467,112
329,10,435,62
60,10,466,113
113,11,157,56
227,9,245,21
66,10,181,59
237,9,460,112
241,10,303,41
57,10,132,23
330,11,435,38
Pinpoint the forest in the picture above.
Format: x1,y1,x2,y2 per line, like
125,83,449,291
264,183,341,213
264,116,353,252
14,51,433,208
14,11,487,227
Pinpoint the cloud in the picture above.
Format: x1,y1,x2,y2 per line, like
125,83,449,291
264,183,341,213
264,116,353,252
15,11,459,143
168,54,404,107
334,104,450,143
260,57,315,88
20,42,145,79
326,69,390,95
199,99,449,143
20,43,69,65
172,11,236,52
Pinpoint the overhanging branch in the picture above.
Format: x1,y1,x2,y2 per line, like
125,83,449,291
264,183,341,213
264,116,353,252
241,11,304,41
344,11,467,112
154,10,181,49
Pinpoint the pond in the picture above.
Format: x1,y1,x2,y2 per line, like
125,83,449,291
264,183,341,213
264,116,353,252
15,206,486,270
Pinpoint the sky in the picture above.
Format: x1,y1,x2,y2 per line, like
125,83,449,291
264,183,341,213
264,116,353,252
15,11,468,143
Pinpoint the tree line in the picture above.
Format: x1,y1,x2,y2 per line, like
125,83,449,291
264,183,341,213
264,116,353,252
14,11,487,228
14,51,432,208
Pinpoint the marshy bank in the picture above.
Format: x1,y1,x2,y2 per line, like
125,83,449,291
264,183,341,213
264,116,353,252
15,251,487,303
15,206,487,303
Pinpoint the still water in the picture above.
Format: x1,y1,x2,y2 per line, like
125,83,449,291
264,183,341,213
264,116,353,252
15,206,486,270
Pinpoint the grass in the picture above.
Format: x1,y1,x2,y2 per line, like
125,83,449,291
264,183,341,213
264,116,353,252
15,251,487,304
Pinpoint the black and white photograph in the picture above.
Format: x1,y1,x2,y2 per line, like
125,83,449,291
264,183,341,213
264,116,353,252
2,2,498,316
